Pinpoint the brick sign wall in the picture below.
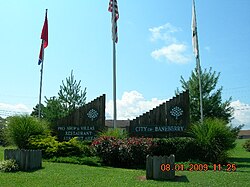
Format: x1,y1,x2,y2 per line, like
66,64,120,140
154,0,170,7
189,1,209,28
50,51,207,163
129,91,189,137
56,94,105,141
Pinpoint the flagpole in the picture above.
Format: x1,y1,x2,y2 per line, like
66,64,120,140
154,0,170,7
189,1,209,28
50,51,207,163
38,9,48,119
38,42,44,119
113,40,117,129
112,0,117,129
192,0,203,123
196,56,204,123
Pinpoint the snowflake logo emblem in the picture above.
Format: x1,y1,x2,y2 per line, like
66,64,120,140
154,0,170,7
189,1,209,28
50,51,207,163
170,106,183,120
87,109,99,121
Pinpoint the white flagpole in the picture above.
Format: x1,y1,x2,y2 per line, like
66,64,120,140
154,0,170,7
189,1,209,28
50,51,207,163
112,0,117,128
196,55,204,123
38,40,44,119
113,39,117,129
192,0,203,123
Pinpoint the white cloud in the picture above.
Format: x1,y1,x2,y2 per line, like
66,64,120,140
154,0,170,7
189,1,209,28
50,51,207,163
149,23,181,43
230,100,250,130
151,44,191,64
0,103,31,117
149,23,190,64
106,91,166,120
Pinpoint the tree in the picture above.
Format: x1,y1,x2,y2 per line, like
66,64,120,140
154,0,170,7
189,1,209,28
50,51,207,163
176,67,233,123
0,116,6,127
58,70,87,115
0,117,7,146
30,70,87,128
31,104,45,118
43,96,66,124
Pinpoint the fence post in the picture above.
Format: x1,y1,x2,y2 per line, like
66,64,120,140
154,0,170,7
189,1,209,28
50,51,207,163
146,155,153,179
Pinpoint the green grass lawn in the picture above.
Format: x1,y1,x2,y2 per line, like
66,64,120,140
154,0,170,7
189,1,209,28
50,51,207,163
0,139,250,187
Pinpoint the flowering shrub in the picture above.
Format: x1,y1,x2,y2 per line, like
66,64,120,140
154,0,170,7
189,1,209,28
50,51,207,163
92,125,237,167
92,136,200,166
92,136,153,168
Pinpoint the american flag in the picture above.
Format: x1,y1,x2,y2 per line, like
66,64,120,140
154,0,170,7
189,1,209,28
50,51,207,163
38,10,48,65
108,0,119,43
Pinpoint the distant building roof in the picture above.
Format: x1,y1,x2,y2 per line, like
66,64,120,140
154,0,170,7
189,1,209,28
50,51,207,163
238,130,250,136
105,120,130,128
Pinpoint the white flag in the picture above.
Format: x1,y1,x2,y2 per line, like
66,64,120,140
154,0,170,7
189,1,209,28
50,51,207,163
192,0,198,58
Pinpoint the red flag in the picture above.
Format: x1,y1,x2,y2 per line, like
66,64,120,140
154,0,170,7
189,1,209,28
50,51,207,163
38,10,48,65
108,0,119,43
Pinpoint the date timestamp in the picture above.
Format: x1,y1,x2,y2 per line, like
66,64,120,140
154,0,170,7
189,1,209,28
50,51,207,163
160,163,236,172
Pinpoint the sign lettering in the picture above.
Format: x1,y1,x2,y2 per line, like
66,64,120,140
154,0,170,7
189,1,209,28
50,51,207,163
58,126,96,141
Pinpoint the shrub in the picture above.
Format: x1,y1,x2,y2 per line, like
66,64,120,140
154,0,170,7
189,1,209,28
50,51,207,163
189,118,237,163
91,136,119,166
243,139,250,152
46,156,102,166
91,136,152,168
127,137,153,167
150,137,198,161
4,115,49,149
0,159,19,172
57,138,80,157
28,135,95,158
92,136,200,167
98,128,128,139
28,135,59,158
79,143,95,157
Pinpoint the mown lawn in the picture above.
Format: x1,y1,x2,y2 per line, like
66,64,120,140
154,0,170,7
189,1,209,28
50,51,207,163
0,139,249,187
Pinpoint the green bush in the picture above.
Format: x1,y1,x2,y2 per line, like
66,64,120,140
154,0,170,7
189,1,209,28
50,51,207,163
28,135,95,158
0,159,19,172
57,138,94,157
150,137,198,161
98,128,128,139
28,135,59,158
4,115,49,149
189,118,237,163
243,139,250,152
46,156,102,166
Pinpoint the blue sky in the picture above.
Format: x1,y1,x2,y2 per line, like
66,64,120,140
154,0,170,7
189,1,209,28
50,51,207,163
0,0,250,129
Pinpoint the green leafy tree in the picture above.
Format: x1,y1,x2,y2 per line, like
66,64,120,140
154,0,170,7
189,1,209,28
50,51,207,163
43,96,66,124
58,70,87,115
176,67,233,123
